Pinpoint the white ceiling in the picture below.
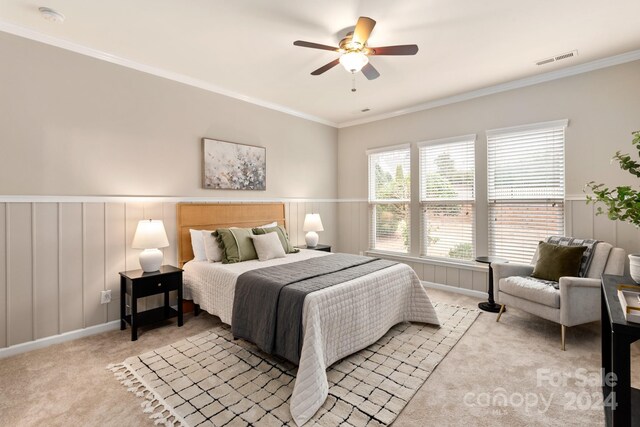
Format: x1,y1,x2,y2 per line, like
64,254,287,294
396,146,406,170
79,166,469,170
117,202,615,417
2,0,640,126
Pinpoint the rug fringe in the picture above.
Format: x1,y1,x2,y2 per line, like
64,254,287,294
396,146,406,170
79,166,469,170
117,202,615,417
106,362,184,427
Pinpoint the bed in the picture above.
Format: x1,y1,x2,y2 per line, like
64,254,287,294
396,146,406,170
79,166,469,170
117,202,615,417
177,203,440,426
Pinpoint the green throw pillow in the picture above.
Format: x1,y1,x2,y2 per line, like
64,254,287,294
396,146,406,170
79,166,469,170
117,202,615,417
252,225,299,254
531,242,587,282
214,228,258,264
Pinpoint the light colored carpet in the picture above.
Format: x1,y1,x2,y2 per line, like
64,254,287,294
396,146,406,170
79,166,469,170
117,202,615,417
109,303,478,427
0,288,638,426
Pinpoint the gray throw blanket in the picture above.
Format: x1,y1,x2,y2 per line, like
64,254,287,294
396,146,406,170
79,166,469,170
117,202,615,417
231,254,397,365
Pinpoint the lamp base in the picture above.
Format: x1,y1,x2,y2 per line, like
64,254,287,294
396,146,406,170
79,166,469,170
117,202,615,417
139,248,163,272
305,231,319,248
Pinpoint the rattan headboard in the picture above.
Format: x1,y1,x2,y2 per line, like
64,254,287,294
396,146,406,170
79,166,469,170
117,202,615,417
176,203,286,266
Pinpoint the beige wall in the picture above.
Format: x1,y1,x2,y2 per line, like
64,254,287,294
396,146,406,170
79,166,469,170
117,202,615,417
339,60,640,200
0,32,337,198
337,60,640,286
0,32,339,350
3,29,640,350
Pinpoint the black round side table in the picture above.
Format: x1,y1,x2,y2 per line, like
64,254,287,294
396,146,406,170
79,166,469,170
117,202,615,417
476,256,508,313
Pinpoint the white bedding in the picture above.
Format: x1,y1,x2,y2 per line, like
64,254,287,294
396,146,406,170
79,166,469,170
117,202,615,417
183,250,439,426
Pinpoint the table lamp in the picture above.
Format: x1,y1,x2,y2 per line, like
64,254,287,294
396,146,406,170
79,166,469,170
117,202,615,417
132,219,169,272
303,213,324,248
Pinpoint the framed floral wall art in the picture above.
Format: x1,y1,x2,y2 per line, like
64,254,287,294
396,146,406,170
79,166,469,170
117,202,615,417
202,138,266,190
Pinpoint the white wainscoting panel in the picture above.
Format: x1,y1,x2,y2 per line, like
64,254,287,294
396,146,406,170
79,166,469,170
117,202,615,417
7,197,630,351
569,201,640,254
0,200,337,350
34,203,59,340
83,203,106,328
105,203,126,323
8,203,33,346
59,203,84,334
0,203,6,348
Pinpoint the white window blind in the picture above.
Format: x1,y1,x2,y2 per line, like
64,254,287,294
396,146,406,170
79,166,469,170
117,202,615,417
487,120,567,263
368,145,410,253
419,136,476,260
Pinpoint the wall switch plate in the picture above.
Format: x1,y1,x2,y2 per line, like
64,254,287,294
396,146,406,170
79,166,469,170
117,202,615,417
100,290,112,304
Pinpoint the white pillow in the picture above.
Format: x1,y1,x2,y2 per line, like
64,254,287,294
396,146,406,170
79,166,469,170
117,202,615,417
189,229,208,261
256,221,278,229
251,232,286,261
201,230,222,262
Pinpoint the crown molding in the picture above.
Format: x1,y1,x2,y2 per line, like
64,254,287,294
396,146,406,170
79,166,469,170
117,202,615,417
0,21,337,128
2,20,639,130
338,49,640,128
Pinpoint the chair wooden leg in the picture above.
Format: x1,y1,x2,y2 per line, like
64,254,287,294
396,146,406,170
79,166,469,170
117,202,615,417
496,304,505,322
561,325,566,351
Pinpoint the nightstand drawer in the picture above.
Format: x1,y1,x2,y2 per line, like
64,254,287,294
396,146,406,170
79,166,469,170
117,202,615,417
129,272,181,298
119,265,184,341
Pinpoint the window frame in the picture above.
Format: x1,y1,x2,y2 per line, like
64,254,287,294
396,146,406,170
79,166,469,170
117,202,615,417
486,119,568,263
367,144,411,254
417,134,477,262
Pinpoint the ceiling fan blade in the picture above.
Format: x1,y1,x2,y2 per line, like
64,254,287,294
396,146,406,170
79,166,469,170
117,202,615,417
369,45,419,55
361,62,380,80
293,40,339,52
352,17,376,45
311,58,340,75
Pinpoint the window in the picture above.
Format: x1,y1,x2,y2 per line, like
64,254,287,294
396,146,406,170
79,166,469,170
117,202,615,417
368,145,411,253
487,120,567,263
418,135,476,260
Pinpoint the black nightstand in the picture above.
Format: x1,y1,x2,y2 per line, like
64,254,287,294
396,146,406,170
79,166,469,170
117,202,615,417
296,244,331,252
119,265,183,341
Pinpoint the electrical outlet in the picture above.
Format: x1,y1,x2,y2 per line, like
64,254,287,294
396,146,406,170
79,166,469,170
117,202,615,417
100,290,112,304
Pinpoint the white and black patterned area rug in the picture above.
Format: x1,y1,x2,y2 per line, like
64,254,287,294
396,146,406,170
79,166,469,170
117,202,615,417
108,303,479,427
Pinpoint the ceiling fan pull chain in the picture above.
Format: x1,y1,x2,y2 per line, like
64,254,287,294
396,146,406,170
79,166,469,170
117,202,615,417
351,74,357,92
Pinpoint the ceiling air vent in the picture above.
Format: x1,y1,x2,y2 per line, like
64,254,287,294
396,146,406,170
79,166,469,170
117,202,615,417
536,50,578,66
536,58,555,66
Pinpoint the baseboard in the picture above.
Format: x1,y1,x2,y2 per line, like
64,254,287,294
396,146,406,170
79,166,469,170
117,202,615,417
0,286,483,359
0,320,121,359
421,280,487,299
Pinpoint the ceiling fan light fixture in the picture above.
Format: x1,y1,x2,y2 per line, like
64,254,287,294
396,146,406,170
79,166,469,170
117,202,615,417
339,51,369,73
294,16,417,80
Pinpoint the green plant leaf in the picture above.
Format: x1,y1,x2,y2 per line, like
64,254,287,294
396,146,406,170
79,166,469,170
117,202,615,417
585,131,640,227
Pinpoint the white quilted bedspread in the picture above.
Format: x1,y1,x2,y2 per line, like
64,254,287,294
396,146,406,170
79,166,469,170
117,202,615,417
183,251,440,426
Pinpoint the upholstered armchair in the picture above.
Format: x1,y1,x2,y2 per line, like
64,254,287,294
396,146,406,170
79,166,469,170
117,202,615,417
493,239,626,350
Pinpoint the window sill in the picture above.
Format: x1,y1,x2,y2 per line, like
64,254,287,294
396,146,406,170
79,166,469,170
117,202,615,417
365,250,488,272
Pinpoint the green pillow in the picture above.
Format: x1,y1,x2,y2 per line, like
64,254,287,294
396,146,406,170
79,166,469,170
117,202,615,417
531,242,587,282
214,228,258,264
252,226,299,254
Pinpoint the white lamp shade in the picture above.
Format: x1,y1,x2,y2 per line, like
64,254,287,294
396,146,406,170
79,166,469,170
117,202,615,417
339,51,369,73
303,213,324,232
132,220,169,249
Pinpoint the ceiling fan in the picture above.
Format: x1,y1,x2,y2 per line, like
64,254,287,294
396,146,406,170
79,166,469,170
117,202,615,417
293,16,418,80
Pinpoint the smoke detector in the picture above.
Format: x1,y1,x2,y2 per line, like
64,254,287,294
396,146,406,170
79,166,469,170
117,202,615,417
39,7,65,23
536,50,578,66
